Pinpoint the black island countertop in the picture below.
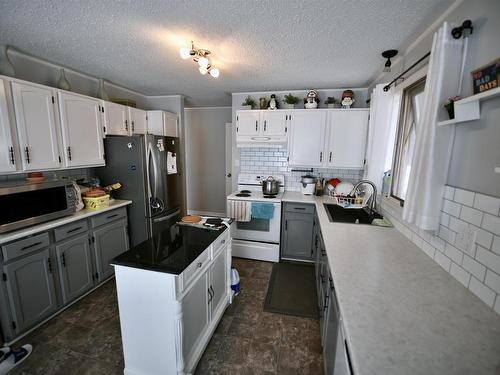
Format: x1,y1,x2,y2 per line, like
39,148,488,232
112,224,229,275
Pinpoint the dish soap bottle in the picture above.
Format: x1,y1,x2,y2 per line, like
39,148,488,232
315,174,324,196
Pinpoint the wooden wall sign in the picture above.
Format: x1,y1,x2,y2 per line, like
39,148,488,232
471,58,499,95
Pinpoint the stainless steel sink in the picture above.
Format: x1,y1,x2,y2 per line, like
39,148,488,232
323,204,384,225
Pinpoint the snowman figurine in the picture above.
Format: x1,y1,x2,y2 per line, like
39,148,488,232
341,90,355,109
268,94,278,110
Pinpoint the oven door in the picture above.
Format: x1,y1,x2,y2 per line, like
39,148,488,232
232,202,281,243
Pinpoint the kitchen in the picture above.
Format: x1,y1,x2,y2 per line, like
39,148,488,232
0,1,500,374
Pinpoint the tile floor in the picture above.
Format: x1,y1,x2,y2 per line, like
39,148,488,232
9,257,323,375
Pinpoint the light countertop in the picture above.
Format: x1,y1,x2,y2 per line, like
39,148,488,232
0,199,132,245
282,192,500,375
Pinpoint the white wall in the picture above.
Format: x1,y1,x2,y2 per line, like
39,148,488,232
184,107,232,215
370,0,500,198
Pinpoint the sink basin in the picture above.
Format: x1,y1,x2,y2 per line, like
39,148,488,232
323,204,384,225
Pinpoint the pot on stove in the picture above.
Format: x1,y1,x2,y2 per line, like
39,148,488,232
262,176,280,195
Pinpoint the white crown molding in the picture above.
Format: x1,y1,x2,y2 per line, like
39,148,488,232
185,106,231,110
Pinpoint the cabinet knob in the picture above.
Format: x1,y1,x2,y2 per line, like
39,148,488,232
197,262,203,268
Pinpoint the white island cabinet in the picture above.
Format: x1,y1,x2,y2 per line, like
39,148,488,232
113,228,232,375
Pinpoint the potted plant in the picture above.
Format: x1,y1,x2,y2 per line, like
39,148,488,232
324,96,338,108
443,96,462,119
242,96,256,110
283,93,300,109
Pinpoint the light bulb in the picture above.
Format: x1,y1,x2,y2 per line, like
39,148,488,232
209,68,220,78
198,56,209,68
199,66,208,75
179,47,191,60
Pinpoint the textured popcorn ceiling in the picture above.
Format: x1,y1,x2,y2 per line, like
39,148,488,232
0,0,453,106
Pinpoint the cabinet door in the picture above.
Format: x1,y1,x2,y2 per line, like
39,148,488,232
3,248,58,332
262,111,287,136
281,212,315,260
146,110,164,136
236,111,260,136
326,110,368,168
0,79,18,173
56,234,94,304
129,107,147,135
164,112,178,137
323,281,340,375
104,102,129,136
181,271,210,361
210,246,228,316
11,81,61,170
288,111,327,167
58,92,105,167
92,219,129,281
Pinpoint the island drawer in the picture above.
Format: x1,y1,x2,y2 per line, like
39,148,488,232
182,247,210,290
284,202,315,214
91,207,127,228
2,232,50,262
54,220,89,242
212,230,230,256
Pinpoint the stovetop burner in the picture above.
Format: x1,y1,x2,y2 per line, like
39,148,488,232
263,195,277,199
240,190,251,194
236,193,251,197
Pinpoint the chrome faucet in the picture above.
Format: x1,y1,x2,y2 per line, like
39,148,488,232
350,180,378,212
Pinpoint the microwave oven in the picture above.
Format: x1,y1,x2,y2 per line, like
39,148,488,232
0,180,76,234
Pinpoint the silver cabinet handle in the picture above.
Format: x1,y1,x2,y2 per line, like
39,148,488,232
132,121,135,132
320,152,323,162
255,120,258,131
61,252,66,267
264,120,267,131
24,147,30,164
67,146,72,161
125,119,128,131
329,152,332,163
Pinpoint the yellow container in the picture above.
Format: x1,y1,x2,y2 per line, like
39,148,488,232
83,194,110,210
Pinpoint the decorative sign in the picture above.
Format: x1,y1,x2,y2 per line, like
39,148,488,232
471,58,499,95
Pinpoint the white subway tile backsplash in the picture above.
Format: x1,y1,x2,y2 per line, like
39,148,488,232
495,297,500,314
445,243,464,264
450,263,471,287
473,193,500,216
434,250,452,271
422,241,436,259
476,247,500,275
469,277,496,307
440,212,451,227
481,214,500,237
459,206,483,227
462,254,487,281
448,216,468,234
473,227,494,250
485,271,500,294
439,225,456,244
453,188,475,207
430,236,446,252
492,236,500,255
443,186,455,200
442,199,461,217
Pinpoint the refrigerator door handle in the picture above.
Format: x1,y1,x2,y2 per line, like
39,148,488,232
146,142,157,199
153,209,180,223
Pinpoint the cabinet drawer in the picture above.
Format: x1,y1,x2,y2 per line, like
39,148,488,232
54,220,89,242
182,248,210,290
2,232,50,262
91,207,127,228
212,230,230,257
284,202,315,214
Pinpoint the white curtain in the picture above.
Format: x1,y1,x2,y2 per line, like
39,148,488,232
364,84,400,192
403,22,466,230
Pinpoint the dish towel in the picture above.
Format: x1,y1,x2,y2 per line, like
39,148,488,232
251,203,275,220
167,151,177,175
227,200,251,222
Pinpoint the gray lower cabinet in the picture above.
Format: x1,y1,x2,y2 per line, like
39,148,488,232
281,203,315,261
92,219,129,282
56,233,94,304
2,248,58,333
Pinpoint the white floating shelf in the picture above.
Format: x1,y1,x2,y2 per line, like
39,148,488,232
437,87,500,126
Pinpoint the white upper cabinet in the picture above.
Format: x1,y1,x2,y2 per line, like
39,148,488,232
288,111,327,167
129,107,147,135
262,111,287,136
236,111,260,136
58,91,105,167
11,81,61,171
0,79,18,173
147,110,178,137
325,110,368,169
103,101,129,136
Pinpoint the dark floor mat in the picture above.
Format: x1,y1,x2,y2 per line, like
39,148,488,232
264,262,319,319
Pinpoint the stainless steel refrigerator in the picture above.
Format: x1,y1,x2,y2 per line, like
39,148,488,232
95,135,181,247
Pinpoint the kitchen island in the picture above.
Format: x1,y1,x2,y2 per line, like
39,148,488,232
112,223,232,375
283,191,500,375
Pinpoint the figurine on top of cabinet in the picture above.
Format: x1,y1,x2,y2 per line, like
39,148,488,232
268,94,278,110
341,90,355,108
304,90,319,109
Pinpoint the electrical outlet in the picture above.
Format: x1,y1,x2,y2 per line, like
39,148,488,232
455,226,476,256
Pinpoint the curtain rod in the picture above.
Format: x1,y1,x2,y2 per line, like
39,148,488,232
383,51,431,92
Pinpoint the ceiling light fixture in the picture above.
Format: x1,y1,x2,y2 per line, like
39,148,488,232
382,49,398,73
179,41,220,78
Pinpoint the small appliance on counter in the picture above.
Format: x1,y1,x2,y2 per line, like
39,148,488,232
301,175,316,195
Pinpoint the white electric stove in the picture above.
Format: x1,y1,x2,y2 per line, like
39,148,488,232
227,174,284,262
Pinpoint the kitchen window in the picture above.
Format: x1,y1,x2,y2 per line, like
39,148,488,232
391,78,426,202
